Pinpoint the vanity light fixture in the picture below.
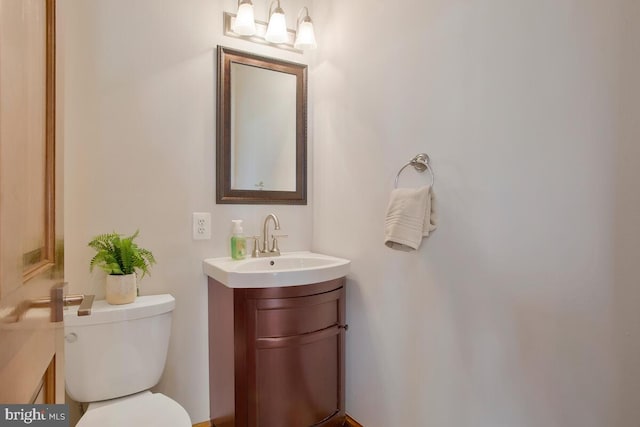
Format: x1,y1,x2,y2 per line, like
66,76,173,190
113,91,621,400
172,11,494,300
232,0,256,36
265,0,288,44
224,1,317,53
294,7,316,50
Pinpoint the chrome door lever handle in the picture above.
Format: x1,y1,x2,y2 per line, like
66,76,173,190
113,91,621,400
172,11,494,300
29,286,95,321
2,284,94,324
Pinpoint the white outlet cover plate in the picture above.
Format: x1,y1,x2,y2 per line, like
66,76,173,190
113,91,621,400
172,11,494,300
192,212,211,240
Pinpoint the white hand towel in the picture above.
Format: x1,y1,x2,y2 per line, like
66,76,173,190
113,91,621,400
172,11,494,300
384,185,437,251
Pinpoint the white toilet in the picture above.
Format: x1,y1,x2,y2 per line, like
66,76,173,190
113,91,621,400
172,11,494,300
64,294,191,427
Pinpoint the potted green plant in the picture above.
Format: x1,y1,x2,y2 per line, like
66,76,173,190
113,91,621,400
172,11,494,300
88,230,156,305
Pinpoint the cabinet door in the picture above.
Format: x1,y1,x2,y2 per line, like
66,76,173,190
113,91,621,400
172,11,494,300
246,287,345,427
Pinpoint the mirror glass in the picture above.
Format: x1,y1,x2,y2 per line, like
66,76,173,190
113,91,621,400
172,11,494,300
217,47,307,204
230,63,296,191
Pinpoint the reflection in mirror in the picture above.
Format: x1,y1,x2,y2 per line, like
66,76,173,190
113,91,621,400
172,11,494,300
217,46,307,204
230,63,296,191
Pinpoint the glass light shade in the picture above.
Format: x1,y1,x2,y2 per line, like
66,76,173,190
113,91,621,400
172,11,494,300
265,9,288,44
294,19,316,50
233,2,256,36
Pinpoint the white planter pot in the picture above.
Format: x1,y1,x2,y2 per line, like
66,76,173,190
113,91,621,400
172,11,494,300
105,273,137,305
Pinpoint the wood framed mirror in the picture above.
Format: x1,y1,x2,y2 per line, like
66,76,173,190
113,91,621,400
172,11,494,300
216,46,307,204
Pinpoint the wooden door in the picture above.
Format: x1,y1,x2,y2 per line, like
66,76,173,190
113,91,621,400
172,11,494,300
0,0,64,404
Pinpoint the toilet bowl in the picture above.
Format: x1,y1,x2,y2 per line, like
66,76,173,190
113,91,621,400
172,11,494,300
64,294,191,427
76,391,190,427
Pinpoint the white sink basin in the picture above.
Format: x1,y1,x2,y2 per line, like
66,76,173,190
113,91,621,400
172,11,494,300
203,251,351,288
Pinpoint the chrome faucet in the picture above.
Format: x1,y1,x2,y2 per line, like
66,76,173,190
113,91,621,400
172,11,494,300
251,214,285,257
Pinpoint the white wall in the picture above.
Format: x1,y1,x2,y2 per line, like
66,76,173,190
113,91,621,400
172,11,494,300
58,0,640,425
312,1,638,426
58,0,313,423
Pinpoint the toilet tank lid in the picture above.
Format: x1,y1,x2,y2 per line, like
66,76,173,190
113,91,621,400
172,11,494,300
64,294,175,327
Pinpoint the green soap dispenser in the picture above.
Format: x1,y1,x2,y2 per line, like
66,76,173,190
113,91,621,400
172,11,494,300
230,220,247,260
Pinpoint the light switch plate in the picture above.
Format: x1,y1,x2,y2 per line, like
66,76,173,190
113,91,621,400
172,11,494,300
193,212,211,240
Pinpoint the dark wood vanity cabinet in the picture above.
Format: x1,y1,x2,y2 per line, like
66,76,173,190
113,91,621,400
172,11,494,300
208,277,346,427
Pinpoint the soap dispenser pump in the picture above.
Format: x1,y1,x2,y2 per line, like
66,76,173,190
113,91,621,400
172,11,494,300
231,220,247,260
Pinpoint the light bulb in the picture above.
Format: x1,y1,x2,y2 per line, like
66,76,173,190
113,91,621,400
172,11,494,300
294,17,316,50
265,7,288,44
233,1,256,36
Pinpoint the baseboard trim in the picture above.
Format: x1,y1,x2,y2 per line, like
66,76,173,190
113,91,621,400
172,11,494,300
201,415,361,427
345,414,364,427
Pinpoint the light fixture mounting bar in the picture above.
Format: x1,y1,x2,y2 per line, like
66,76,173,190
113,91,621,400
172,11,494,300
223,12,302,54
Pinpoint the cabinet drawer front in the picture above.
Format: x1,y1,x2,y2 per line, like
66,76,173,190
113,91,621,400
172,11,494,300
255,288,343,338
253,328,341,426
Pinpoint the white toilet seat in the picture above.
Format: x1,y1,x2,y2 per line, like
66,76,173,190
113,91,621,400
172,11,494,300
77,391,191,427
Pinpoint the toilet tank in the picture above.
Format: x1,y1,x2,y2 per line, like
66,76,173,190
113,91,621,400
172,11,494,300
64,294,175,403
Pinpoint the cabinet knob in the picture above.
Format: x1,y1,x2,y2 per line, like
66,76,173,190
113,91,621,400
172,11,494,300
338,324,349,331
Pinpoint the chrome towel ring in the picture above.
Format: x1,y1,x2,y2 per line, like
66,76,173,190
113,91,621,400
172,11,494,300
394,153,435,188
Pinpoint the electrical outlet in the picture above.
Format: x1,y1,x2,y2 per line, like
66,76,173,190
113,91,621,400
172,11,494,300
192,212,211,240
